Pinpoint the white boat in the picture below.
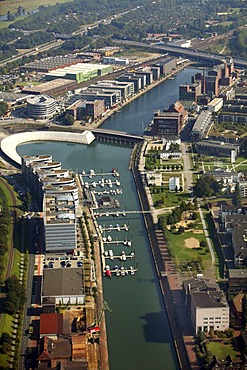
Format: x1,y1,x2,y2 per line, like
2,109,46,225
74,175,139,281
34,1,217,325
92,181,96,188
89,169,95,178
114,265,119,270
124,224,129,231
120,267,125,276
116,269,120,276
105,212,109,217
122,211,126,217
130,251,135,258
127,240,132,247
123,239,127,246
115,212,119,217
82,170,85,175
109,250,114,258
102,236,107,242
104,250,108,256
84,182,89,189
130,266,135,275
116,180,120,186
121,251,126,261
109,225,113,231
107,235,112,242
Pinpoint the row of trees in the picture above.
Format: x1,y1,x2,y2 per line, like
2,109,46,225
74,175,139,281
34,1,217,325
3,275,26,315
0,209,11,282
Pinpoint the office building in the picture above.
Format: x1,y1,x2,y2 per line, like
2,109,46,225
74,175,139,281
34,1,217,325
26,95,56,119
191,110,212,141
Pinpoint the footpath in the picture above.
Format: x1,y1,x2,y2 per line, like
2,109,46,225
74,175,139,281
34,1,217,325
133,140,200,370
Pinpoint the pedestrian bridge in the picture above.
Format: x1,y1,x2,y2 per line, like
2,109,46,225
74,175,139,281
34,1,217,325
91,128,143,144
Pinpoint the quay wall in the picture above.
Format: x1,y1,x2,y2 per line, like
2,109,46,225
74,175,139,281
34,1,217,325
130,143,191,370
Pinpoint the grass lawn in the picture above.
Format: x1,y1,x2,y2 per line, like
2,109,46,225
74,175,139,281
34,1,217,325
0,0,72,16
152,190,190,208
207,341,239,360
0,314,14,368
167,230,210,264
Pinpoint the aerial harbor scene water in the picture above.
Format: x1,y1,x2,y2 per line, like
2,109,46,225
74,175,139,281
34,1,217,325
0,4,246,366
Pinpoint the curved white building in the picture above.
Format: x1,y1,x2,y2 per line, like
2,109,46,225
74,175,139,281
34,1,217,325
27,95,56,119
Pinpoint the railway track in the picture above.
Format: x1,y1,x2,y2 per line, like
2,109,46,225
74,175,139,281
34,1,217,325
0,177,18,321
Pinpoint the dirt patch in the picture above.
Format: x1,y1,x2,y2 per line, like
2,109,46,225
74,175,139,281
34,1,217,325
184,237,200,249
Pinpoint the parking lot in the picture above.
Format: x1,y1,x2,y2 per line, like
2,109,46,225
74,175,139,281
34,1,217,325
42,255,84,269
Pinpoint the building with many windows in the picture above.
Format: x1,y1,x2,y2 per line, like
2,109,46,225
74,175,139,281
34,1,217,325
191,110,212,141
183,278,229,334
26,95,56,119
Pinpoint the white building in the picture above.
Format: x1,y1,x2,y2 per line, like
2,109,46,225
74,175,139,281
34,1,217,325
239,176,247,198
207,97,223,112
146,171,162,186
167,39,191,48
169,177,180,191
184,278,229,334
160,151,182,160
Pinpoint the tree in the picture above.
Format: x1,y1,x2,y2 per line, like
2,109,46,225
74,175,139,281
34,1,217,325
62,113,74,126
232,183,242,207
23,191,32,212
0,101,8,116
200,241,207,248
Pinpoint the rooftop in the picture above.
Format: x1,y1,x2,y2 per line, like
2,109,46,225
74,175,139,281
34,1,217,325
43,268,84,297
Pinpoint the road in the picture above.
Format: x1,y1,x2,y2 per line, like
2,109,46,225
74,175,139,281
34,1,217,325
114,39,247,68
181,142,193,194
198,205,216,265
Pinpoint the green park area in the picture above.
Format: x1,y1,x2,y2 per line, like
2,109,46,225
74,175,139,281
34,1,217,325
207,341,239,361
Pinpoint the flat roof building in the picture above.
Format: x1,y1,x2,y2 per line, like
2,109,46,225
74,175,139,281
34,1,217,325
42,268,85,305
191,110,212,141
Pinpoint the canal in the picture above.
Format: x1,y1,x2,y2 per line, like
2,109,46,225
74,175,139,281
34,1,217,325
17,67,197,370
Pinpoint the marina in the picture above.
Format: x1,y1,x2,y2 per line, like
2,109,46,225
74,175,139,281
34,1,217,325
17,67,198,370
82,167,139,279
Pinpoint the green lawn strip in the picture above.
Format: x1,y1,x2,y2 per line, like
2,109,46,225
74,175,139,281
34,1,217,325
207,341,239,360
0,314,14,367
167,230,210,266
0,180,12,207
204,212,224,279
152,189,190,207
0,0,72,17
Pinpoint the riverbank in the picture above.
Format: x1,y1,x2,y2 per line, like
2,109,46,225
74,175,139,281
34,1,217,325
131,141,199,370
77,61,191,131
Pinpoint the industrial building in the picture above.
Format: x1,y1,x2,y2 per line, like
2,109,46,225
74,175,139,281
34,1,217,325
22,78,78,96
45,63,113,83
179,82,201,102
191,110,212,141
20,55,83,73
26,95,56,119
79,89,119,108
42,268,85,305
154,57,177,76
103,57,129,65
195,140,239,157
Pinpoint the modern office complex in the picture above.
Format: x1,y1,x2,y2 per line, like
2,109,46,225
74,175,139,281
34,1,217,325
191,110,212,141
22,155,78,253
26,95,56,119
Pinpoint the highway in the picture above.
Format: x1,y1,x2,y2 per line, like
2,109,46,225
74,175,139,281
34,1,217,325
113,39,247,68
